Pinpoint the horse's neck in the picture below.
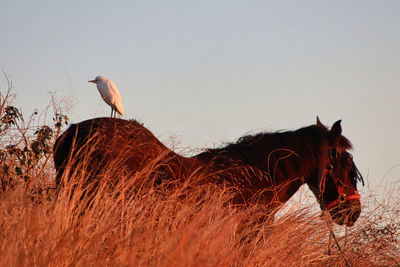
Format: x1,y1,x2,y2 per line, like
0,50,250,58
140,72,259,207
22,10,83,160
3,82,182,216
242,134,321,203
195,133,321,185
246,133,322,186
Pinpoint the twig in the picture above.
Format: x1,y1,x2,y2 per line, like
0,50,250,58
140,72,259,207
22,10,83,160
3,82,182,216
324,213,351,267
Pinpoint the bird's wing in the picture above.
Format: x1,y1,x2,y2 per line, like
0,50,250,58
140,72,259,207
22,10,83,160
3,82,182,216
106,80,124,116
106,80,122,101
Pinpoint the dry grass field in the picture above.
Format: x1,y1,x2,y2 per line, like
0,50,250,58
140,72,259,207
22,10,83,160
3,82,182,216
1,83,399,266
1,161,399,266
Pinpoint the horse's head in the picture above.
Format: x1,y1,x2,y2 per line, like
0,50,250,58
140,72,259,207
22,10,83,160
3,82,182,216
308,118,364,226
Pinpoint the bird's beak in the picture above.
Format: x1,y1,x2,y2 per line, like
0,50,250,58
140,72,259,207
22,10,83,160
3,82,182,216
88,80,96,83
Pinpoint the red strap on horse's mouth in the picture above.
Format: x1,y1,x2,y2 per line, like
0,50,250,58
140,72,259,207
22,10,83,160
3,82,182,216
326,193,360,210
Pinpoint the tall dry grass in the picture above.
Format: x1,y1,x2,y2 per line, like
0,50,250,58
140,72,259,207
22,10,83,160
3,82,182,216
1,78,399,266
1,143,399,266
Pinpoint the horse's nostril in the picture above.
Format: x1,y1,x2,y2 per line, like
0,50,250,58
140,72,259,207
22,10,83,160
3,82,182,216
346,207,361,226
329,200,361,226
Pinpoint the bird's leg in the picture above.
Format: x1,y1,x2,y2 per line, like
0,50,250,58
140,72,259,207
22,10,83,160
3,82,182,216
110,108,114,118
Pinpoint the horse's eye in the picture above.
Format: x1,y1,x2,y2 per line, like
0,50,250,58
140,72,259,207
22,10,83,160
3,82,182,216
326,164,334,171
342,157,353,168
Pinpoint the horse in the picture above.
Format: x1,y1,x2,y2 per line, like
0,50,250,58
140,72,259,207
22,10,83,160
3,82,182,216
53,117,364,226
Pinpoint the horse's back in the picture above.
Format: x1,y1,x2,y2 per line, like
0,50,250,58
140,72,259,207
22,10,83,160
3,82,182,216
53,118,171,187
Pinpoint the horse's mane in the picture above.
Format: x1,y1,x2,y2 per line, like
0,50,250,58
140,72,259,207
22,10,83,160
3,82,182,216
197,124,352,171
213,124,350,151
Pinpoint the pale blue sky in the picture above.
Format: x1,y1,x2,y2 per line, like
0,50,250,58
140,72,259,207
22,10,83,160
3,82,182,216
1,1,399,190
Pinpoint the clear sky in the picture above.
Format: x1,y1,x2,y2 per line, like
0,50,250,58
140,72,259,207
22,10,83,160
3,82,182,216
1,1,399,191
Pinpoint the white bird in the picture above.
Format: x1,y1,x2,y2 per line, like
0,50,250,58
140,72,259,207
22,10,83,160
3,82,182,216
89,76,124,118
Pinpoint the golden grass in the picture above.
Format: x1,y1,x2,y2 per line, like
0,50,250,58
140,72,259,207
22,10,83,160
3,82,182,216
0,146,399,267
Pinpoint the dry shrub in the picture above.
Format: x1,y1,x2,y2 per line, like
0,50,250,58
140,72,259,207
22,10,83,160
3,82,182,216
0,73,69,199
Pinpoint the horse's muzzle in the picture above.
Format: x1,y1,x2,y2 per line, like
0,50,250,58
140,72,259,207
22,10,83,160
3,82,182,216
328,198,361,226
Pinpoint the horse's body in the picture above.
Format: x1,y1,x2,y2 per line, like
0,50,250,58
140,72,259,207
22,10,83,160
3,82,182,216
54,117,363,226
53,118,195,187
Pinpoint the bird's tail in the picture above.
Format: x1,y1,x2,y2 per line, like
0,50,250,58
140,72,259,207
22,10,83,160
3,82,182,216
115,102,124,116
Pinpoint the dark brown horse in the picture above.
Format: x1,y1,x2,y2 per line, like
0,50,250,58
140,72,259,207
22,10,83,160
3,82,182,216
53,117,364,226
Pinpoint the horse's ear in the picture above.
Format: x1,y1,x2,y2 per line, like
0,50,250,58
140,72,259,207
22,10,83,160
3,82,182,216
316,116,324,127
330,120,342,139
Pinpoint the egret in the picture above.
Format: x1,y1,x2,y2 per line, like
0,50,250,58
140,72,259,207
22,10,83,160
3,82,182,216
88,76,124,117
